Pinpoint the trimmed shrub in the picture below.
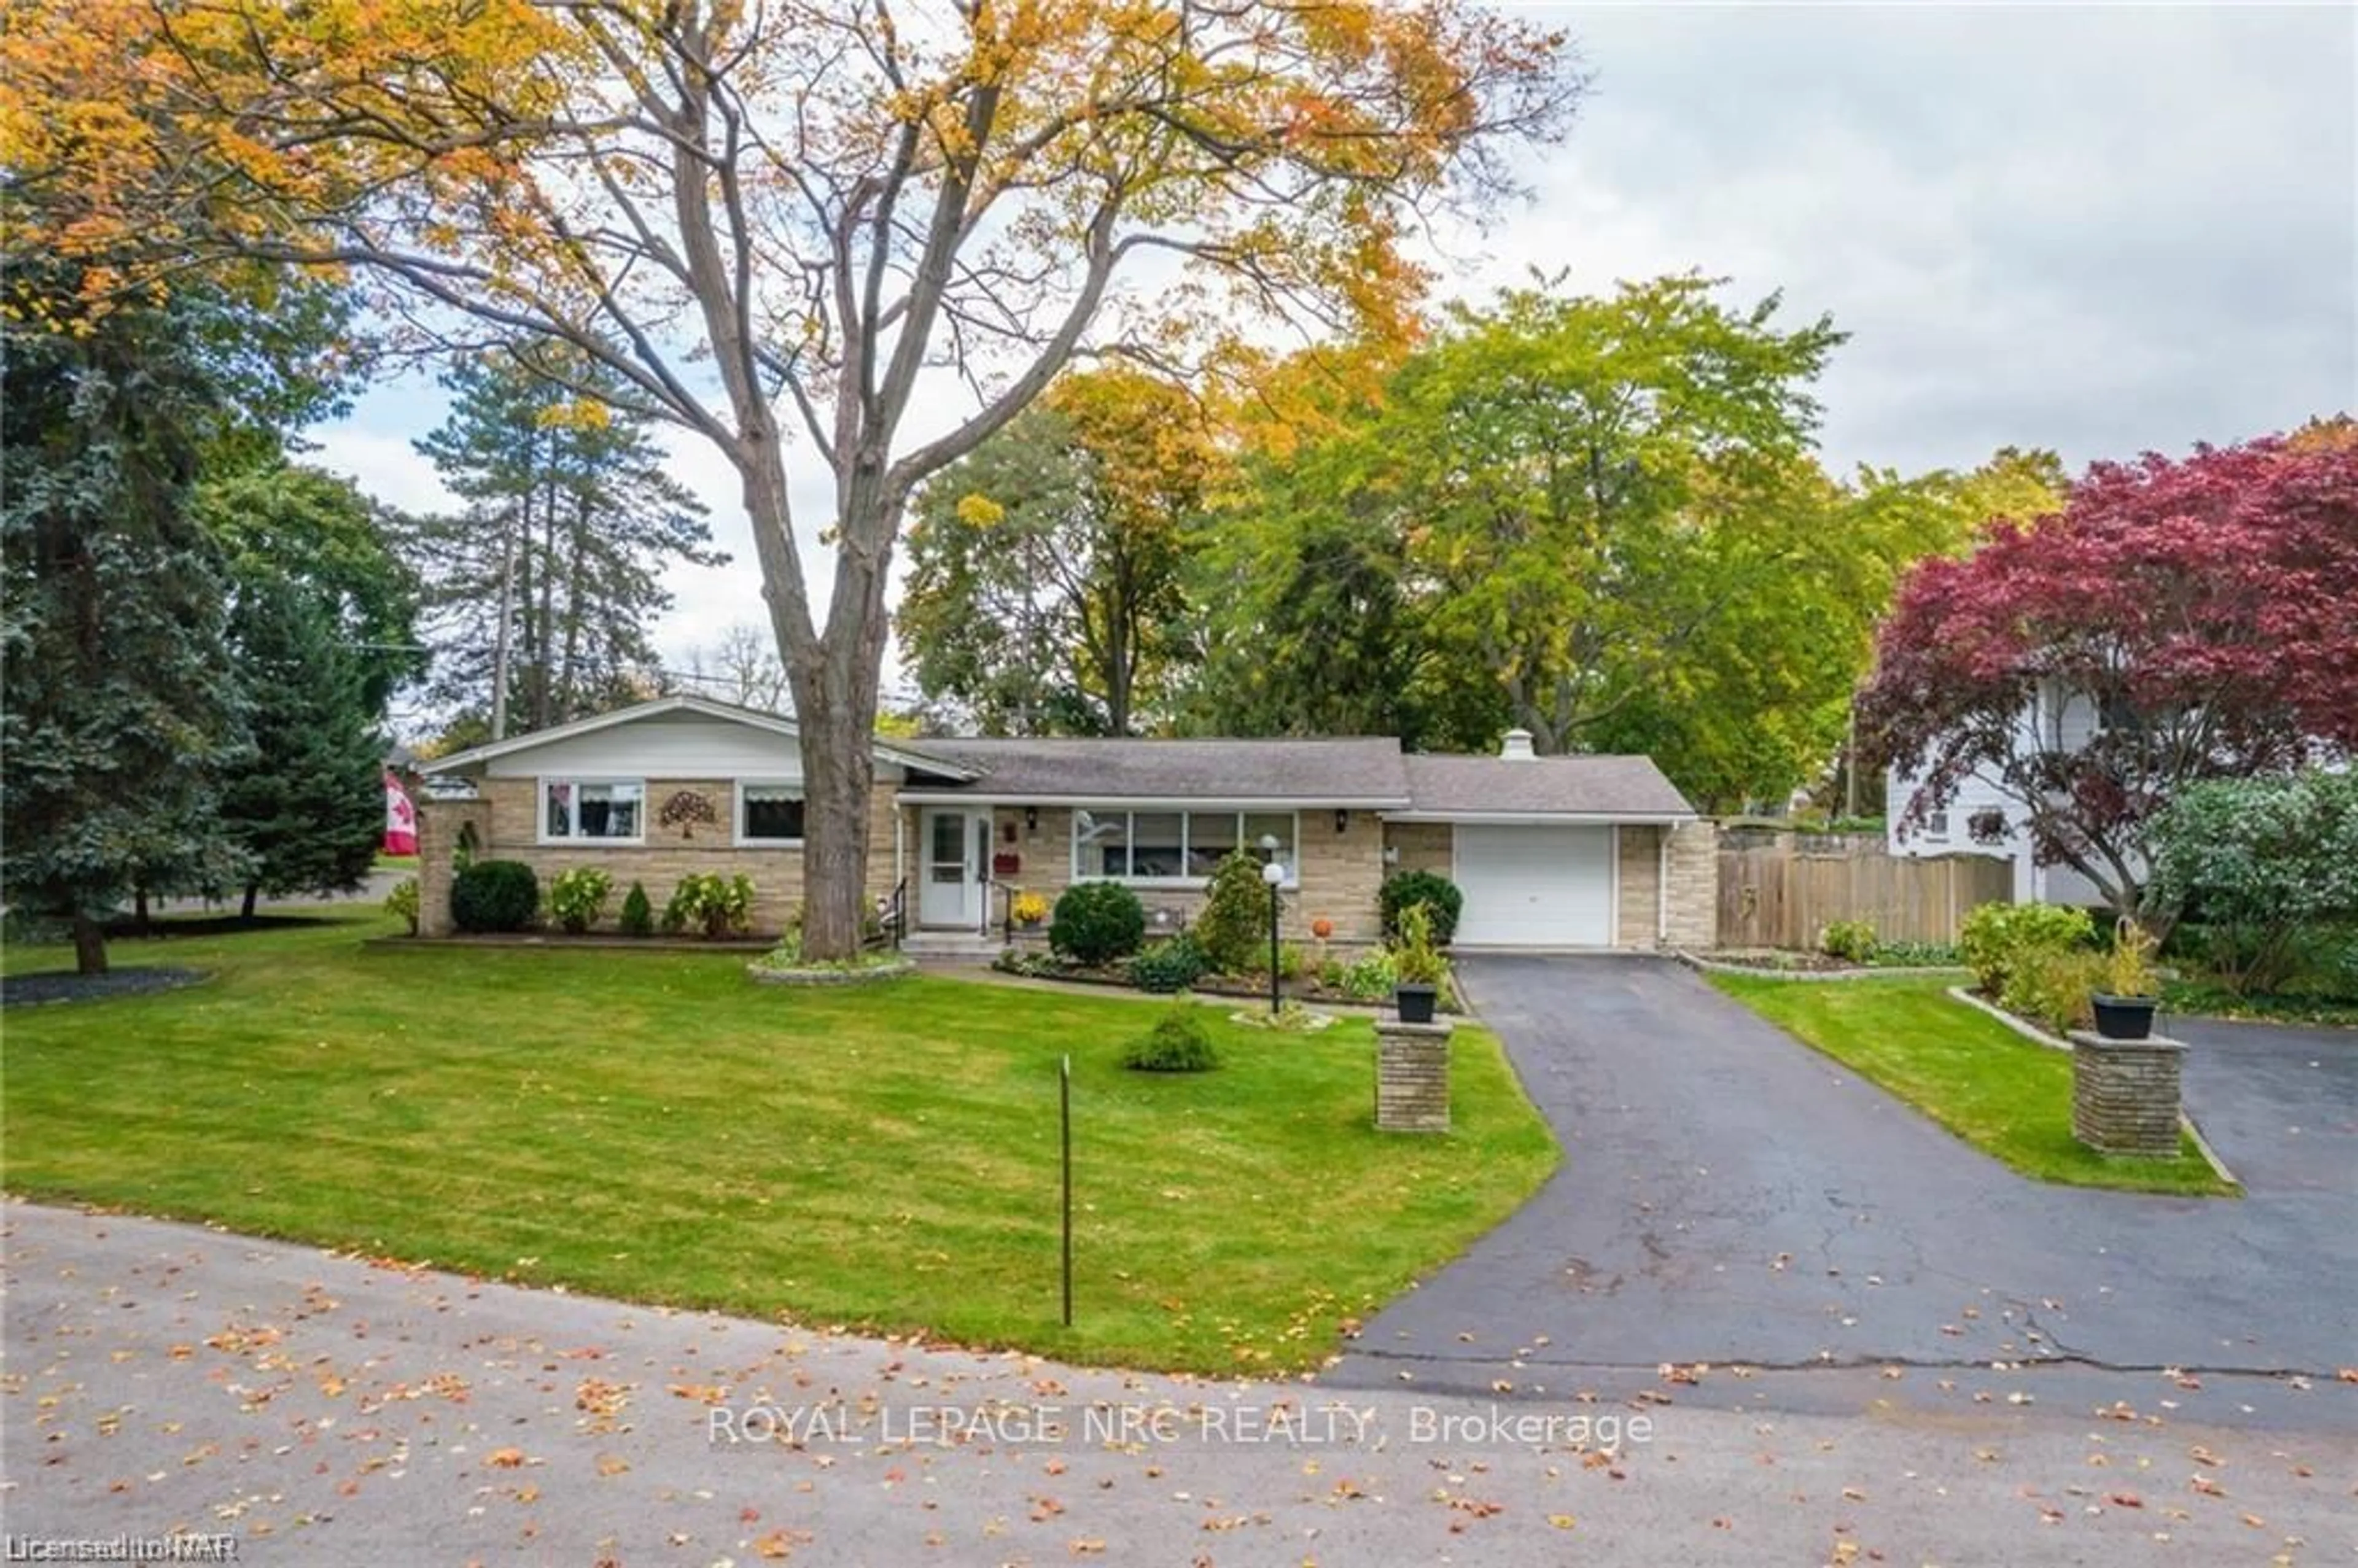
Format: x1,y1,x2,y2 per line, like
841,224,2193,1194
1872,939,1959,968
548,867,615,934
1130,934,1210,994
384,876,421,935
664,872,756,938
1124,1007,1219,1073
1380,870,1463,946
1191,850,1276,974
2001,947,2103,1036
450,860,539,933
1050,880,1146,966
618,880,655,937
1958,901,2095,996
2147,770,2358,996
1819,918,1877,964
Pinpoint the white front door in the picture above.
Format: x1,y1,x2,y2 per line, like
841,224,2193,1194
919,808,990,929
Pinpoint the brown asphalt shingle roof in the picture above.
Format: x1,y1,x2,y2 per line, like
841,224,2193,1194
1398,753,1695,818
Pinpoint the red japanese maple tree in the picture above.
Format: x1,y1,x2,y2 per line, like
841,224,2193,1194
1859,435,2358,918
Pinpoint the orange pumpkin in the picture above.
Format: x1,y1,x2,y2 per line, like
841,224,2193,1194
1310,917,1334,939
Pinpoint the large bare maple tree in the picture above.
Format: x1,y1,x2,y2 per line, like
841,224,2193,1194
4,0,1581,953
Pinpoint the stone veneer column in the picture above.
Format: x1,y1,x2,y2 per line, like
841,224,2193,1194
2068,1032,2184,1159
1660,819,1720,950
1374,1017,1454,1132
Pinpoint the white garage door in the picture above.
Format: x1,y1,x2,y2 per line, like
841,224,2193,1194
1452,825,1615,947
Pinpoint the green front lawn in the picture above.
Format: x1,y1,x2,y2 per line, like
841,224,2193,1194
1707,973,2234,1197
1,915,1557,1373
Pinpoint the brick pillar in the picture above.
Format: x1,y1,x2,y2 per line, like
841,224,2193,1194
2069,1032,2184,1159
1375,1018,1453,1132
415,799,487,939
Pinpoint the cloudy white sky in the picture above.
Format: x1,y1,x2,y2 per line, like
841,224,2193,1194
312,1,2357,686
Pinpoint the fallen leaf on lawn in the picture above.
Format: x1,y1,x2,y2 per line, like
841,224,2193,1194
485,1448,527,1470
1547,1514,1575,1530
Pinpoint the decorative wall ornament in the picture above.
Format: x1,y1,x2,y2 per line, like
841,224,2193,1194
659,789,719,839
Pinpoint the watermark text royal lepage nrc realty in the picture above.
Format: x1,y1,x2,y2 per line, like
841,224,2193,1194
708,1401,1656,1451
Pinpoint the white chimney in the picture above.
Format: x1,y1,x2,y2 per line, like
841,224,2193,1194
1499,728,1536,761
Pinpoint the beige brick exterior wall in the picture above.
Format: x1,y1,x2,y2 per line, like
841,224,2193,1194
1662,819,1719,949
1383,821,1452,877
949,804,1386,944
417,775,907,937
1616,825,1662,947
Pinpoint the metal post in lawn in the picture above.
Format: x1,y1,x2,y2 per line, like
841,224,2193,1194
1060,1053,1073,1329
1261,857,1285,1016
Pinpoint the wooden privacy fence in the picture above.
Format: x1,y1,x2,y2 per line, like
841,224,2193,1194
1716,840,2012,949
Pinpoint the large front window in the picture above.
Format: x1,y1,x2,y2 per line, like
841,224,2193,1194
542,779,644,842
1074,809,1295,884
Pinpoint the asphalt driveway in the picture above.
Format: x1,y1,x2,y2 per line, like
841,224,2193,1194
1324,957,2357,1427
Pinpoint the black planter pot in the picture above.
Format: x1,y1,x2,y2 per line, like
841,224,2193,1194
1395,982,1438,1025
2091,993,2159,1041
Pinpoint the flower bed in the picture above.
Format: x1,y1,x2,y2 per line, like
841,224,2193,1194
747,953,914,987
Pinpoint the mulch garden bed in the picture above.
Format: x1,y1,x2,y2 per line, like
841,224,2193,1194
2,966,212,1008
990,956,1449,1014
1683,949,1969,980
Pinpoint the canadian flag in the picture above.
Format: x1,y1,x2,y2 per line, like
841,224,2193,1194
384,770,419,856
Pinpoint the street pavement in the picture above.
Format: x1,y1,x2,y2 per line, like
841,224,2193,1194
4,1204,2353,1566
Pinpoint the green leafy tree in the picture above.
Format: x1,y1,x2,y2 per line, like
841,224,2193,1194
901,371,1206,735
0,271,330,971
196,463,424,713
407,349,722,735
1185,414,1431,742
215,577,384,918
1195,278,2028,811
1391,274,1844,761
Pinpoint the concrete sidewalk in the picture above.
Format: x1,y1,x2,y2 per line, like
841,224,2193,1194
5,1205,2352,1566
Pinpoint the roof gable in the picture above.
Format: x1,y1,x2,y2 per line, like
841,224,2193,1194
423,696,975,780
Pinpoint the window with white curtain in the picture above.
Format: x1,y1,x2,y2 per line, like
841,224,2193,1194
542,779,645,842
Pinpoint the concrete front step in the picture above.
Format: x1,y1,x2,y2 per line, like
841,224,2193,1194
900,931,1009,961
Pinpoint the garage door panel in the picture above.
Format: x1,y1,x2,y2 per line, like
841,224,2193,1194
1453,825,1614,947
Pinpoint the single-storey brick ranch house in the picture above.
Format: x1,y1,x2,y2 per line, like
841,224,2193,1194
416,695,1719,951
